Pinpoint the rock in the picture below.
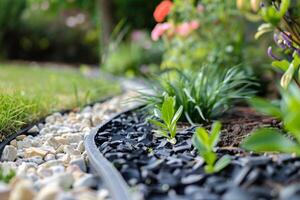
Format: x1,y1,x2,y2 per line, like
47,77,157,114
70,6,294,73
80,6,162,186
70,158,87,172
10,140,17,147
97,189,110,200
64,146,80,156
1,145,17,161
40,173,74,189
181,174,205,185
35,184,61,200
46,137,60,149
40,160,64,168
44,154,56,161
55,137,68,145
73,174,98,188
9,180,35,200
16,135,26,141
28,125,39,133
50,165,65,174
222,187,254,200
280,183,300,200
58,154,71,165
37,168,53,178
77,141,85,153
25,147,48,158
0,182,10,200
64,134,82,144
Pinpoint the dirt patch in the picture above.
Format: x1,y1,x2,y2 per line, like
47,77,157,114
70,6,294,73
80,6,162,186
219,106,281,147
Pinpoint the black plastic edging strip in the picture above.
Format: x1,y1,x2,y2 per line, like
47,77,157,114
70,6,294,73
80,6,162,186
84,104,144,200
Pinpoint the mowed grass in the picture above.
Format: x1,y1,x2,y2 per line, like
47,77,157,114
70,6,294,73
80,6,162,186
0,63,120,140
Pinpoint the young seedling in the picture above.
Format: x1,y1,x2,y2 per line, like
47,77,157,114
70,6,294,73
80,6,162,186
192,121,231,174
149,95,183,144
242,84,300,155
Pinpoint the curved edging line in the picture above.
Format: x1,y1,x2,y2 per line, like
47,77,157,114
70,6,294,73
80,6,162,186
84,104,144,200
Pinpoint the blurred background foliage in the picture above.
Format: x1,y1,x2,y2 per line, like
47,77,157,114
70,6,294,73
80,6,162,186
0,0,271,77
0,0,160,65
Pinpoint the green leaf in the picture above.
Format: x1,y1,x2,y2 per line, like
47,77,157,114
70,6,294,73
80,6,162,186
241,128,298,154
281,57,298,89
171,105,183,125
203,151,216,167
149,119,167,129
272,60,290,71
209,121,222,148
249,97,281,118
192,128,208,153
255,23,273,39
161,96,175,125
214,155,231,172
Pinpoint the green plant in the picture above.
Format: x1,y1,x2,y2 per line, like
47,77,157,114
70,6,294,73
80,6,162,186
0,168,15,183
140,65,256,124
149,95,183,144
151,0,250,70
192,121,231,174
242,84,300,155
254,0,300,89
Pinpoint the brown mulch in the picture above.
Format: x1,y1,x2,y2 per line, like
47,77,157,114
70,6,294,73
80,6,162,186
219,106,281,147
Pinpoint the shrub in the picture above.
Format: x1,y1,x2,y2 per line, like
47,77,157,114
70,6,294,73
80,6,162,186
139,65,256,124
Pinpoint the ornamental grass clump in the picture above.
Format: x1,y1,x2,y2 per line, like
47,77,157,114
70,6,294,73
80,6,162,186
242,84,300,155
192,121,231,174
140,65,256,124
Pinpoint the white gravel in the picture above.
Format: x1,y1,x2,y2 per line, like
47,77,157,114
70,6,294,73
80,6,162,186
0,92,139,200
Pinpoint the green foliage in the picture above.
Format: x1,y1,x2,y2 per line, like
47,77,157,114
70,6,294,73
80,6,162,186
102,41,162,76
158,0,249,70
260,0,290,26
0,168,15,183
242,84,300,155
255,0,300,89
140,65,256,124
149,95,183,144
192,122,231,174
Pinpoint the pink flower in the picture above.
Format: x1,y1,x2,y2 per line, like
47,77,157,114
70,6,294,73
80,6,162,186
151,22,172,41
176,22,191,37
189,20,200,30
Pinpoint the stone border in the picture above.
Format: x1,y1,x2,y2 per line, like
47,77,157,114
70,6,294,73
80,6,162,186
84,105,143,200
0,96,115,157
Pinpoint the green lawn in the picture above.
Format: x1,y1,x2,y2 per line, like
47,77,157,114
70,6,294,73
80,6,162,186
0,63,120,140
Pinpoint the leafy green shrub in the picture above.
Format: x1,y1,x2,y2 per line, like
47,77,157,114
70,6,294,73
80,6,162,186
242,84,300,155
192,121,231,174
140,65,256,124
149,95,183,144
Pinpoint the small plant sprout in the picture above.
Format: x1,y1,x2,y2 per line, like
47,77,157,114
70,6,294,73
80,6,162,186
149,95,183,144
192,121,231,174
